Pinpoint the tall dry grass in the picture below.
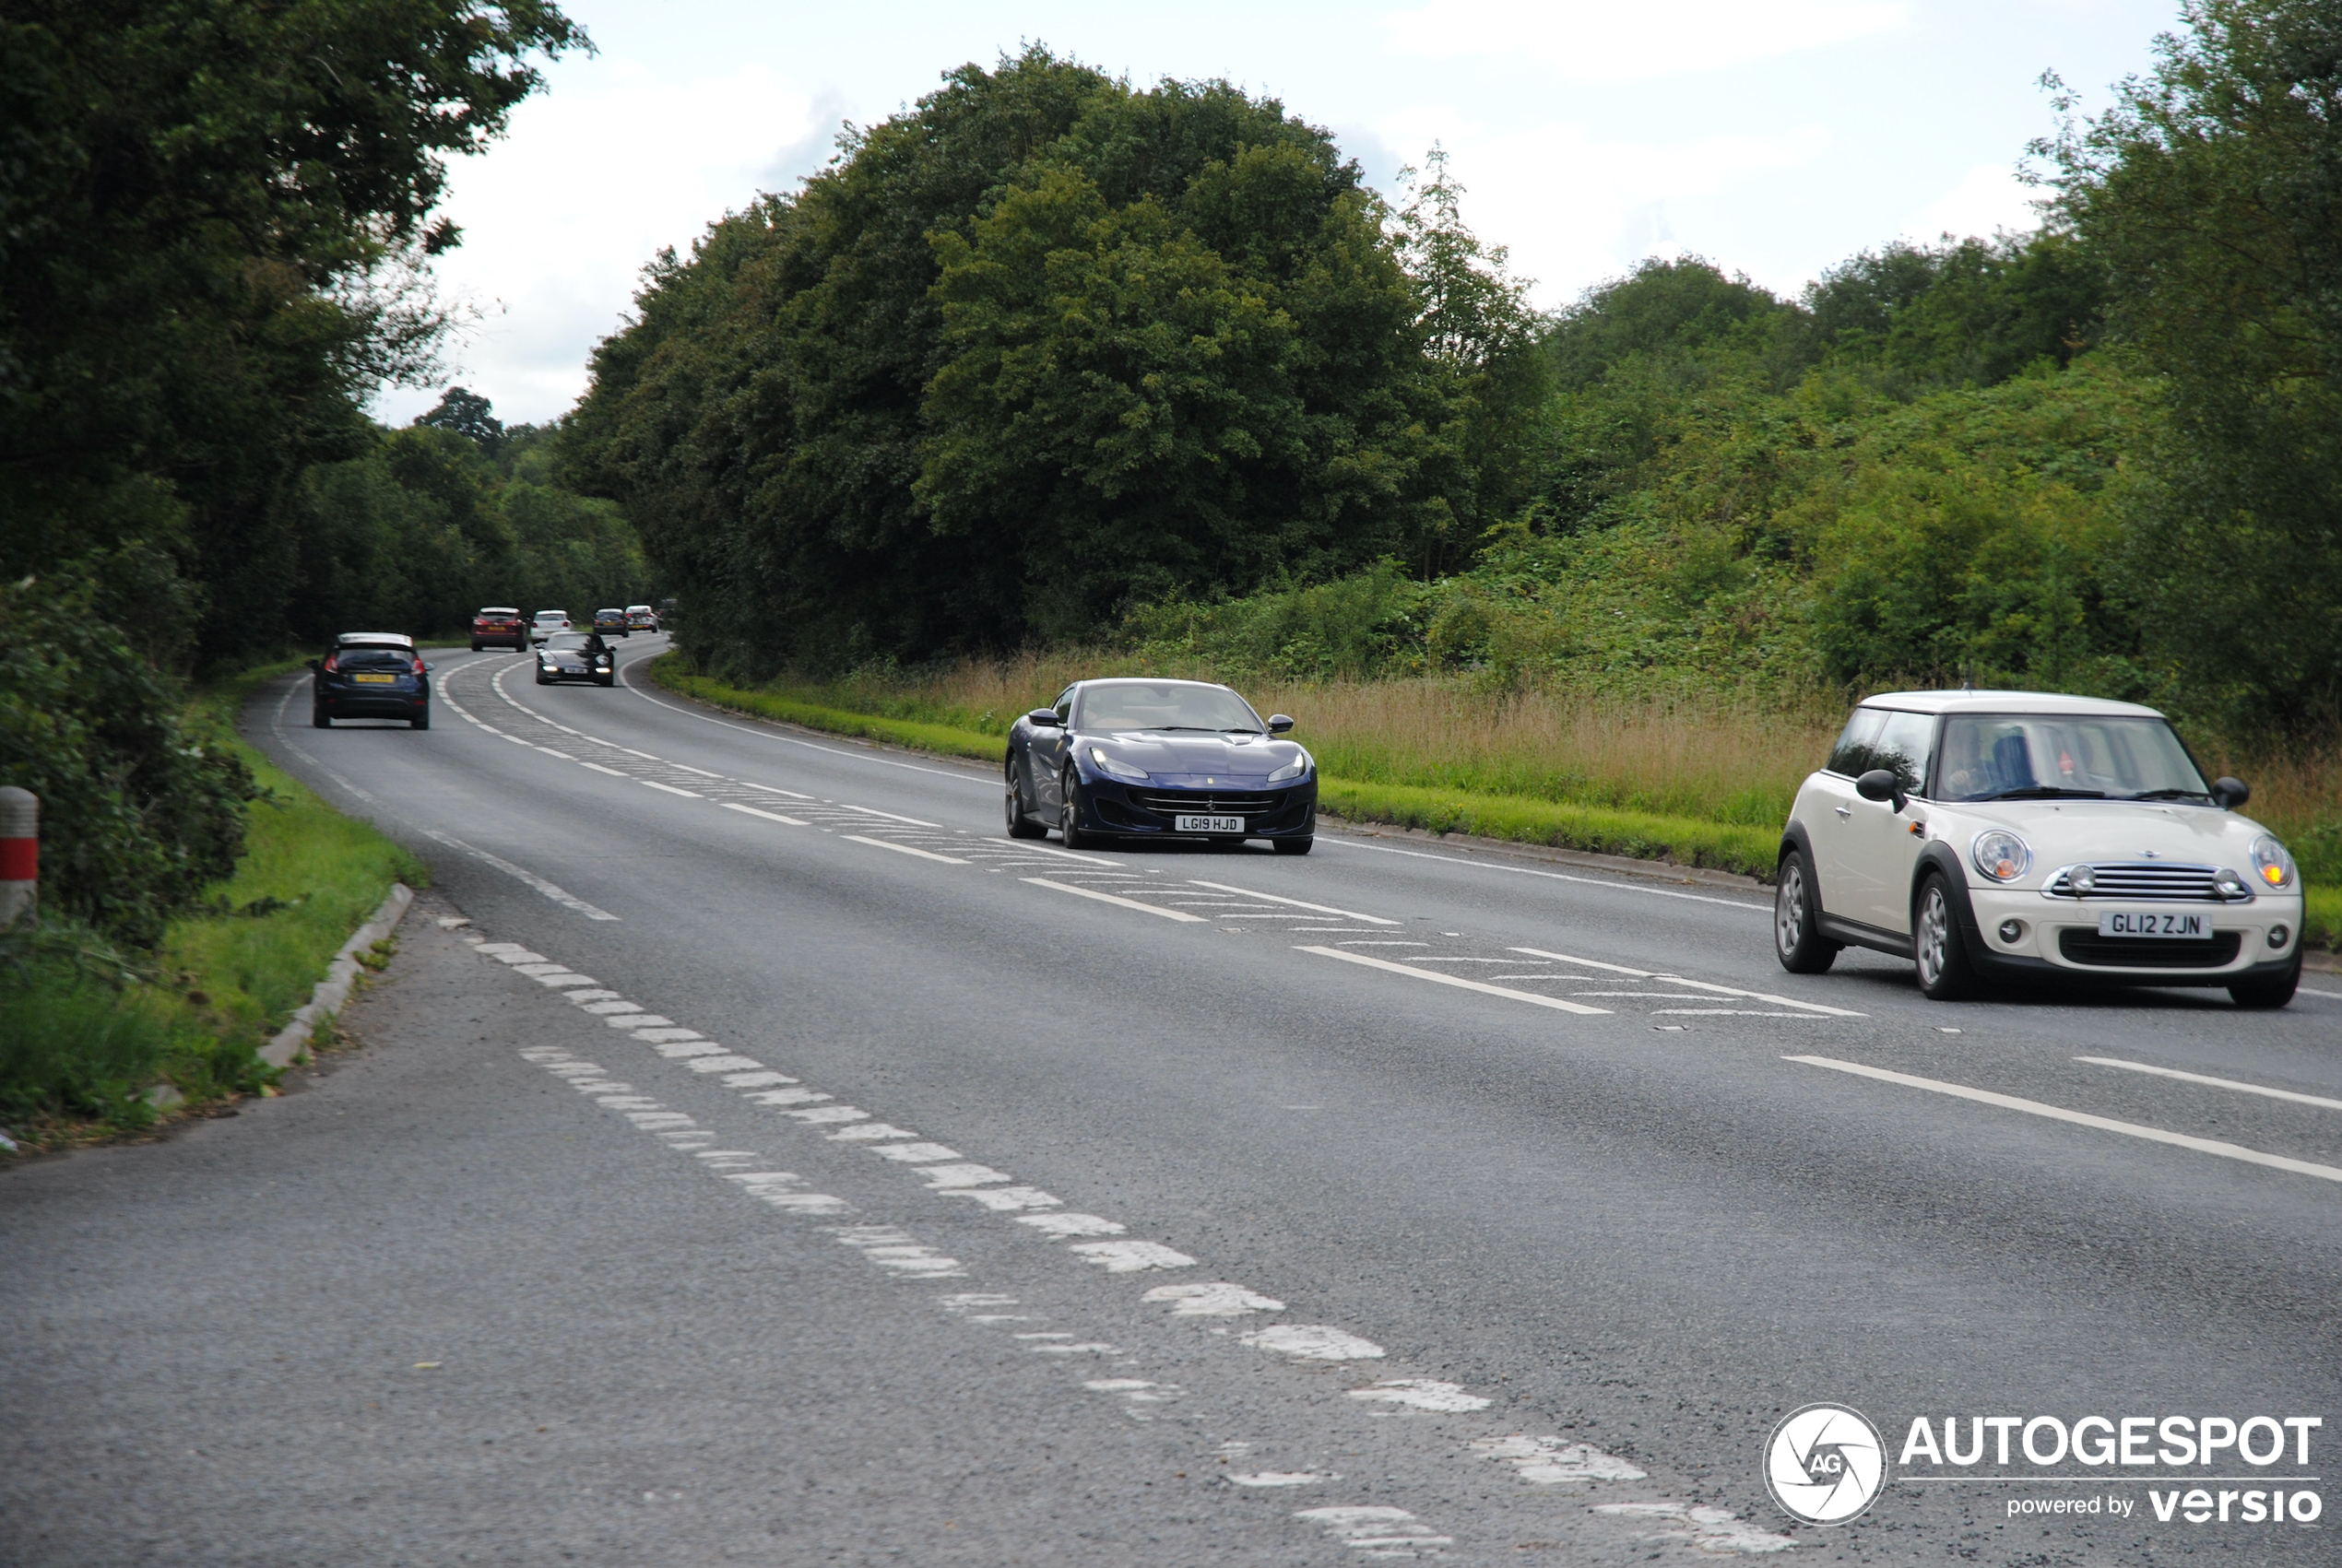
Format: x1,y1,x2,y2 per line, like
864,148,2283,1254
794,654,1840,830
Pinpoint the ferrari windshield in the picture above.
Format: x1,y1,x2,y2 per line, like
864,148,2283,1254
1934,713,2210,803
543,633,597,652
1078,681,1263,733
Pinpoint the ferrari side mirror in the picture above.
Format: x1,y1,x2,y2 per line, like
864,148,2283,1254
1267,714,1295,735
1026,709,1061,727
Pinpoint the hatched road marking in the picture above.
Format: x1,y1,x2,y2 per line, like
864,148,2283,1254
1298,946,1611,1015
1023,878,1209,922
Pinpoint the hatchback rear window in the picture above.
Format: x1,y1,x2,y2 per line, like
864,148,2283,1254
339,649,412,670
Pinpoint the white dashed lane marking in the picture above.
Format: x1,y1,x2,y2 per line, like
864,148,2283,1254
2076,1055,2342,1112
845,834,970,865
1788,1054,2342,1184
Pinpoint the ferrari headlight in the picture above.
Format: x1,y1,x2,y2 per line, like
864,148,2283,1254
1971,829,2030,882
1268,752,1311,784
1088,746,1148,782
2250,834,2296,890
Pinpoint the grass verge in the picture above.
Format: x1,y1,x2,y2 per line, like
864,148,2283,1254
1,664,426,1152
646,653,1780,879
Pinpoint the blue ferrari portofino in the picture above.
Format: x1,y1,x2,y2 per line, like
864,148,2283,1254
1004,678,1317,853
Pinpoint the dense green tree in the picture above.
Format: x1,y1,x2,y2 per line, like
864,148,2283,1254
2040,0,2342,721
0,0,586,665
566,48,1543,675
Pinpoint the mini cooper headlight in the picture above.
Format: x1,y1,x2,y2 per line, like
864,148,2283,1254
1268,752,1311,784
1088,746,1148,782
2250,834,2297,890
1971,829,2031,882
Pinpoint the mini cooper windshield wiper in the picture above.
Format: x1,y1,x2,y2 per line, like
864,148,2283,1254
1985,786,2107,800
2127,787,2209,801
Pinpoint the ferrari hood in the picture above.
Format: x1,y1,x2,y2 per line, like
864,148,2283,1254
1091,730,1307,781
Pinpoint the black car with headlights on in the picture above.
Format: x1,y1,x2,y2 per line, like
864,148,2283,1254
313,633,431,728
536,631,616,687
1004,678,1317,854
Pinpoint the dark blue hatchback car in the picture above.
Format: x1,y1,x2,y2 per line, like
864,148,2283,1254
1004,678,1317,854
313,634,431,729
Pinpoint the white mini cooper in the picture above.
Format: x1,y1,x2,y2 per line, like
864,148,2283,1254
1774,691,2303,1008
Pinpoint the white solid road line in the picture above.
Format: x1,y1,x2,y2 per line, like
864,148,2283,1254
613,645,995,787
1320,835,1768,911
722,802,810,827
1297,947,1612,1015
2299,985,2342,1000
1508,948,1864,1017
421,829,619,920
2076,1055,2342,1113
1023,878,1210,922
826,801,941,827
846,834,970,865
579,761,629,778
1786,1055,2342,1185
1186,879,1399,925
640,779,702,798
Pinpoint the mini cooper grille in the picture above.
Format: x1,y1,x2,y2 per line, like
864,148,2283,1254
2043,862,2223,901
1131,789,1283,817
2057,930,2241,969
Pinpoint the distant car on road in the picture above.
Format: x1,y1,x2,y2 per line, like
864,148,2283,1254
536,631,616,687
1775,690,2302,1008
471,607,526,651
1004,678,1316,853
593,607,629,637
529,610,572,643
625,603,659,631
314,636,432,728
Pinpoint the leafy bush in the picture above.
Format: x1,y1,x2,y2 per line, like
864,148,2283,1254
0,573,256,949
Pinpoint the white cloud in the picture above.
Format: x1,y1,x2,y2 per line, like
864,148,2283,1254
1374,107,1834,302
1900,161,2046,244
375,60,829,426
1382,0,1911,80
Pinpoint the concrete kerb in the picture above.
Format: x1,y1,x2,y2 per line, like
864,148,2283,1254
146,882,415,1110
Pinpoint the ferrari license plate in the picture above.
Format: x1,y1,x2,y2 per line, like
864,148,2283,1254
1175,814,1245,834
2098,911,2206,938
351,673,396,684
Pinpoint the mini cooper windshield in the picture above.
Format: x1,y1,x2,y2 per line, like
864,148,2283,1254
1078,681,1264,734
1934,714,2211,804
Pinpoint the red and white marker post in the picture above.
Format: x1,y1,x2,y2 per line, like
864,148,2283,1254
0,786,36,929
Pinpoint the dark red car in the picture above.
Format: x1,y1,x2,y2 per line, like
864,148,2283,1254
471,606,526,651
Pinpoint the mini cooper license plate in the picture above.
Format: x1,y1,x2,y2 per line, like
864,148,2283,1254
351,673,396,683
1175,814,1246,834
2098,911,2207,938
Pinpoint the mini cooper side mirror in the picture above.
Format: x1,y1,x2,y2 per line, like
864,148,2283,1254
1267,714,1295,735
2212,775,2250,809
1026,709,1061,727
1855,768,1907,812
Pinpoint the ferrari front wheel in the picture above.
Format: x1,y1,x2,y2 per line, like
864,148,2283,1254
1059,772,1098,850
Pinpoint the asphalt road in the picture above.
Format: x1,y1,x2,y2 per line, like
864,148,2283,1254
5,635,2336,1566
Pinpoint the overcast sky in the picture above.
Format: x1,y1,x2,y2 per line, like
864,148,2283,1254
381,0,2182,428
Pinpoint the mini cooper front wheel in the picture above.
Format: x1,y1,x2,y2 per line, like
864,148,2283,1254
1913,873,1976,1000
2229,957,2300,1010
1774,850,1837,973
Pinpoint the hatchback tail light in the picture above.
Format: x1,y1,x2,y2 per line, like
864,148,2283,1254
321,654,339,673
411,656,427,675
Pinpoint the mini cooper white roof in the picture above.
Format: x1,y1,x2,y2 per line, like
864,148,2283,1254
1855,689,2166,719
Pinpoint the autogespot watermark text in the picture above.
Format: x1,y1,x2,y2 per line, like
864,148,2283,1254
1895,1414,2324,1528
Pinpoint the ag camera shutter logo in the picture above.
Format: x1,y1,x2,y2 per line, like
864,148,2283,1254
1765,1403,1889,1524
